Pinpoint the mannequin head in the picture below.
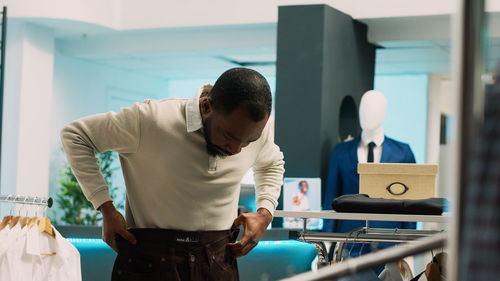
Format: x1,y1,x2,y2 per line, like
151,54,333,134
359,90,387,131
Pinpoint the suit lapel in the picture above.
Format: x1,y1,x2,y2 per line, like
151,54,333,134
350,137,360,165
380,136,389,163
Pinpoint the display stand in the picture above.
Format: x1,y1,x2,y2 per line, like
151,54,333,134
273,210,448,268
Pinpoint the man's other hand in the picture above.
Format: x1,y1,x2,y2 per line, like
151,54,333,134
228,208,272,258
99,201,136,253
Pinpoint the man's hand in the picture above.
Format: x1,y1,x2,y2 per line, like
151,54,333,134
99,201,136,253
228,208,272,258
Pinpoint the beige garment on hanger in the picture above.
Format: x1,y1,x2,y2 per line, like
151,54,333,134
425,253,447,281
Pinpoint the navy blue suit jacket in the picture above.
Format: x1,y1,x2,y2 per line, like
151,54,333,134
322,136,417,237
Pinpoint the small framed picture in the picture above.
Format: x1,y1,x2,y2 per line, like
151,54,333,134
283,177,322,230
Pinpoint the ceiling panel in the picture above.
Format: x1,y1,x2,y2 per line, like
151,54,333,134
376,47,450,63
377,40,437,48
86,57,155,70
77,43,454,78
376,60,451,75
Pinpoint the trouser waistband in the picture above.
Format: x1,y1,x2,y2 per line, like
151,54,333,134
126,228,238,244
116,228,240,255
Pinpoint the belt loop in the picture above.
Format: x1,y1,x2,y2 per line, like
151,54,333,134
205,244,214,267
230,227,240,243
188,251,197,280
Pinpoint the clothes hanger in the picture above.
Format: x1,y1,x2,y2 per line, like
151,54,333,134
0,195,14,230
339,229,357,261
8,196,23,228
347,230,362,257
39,217,57,255
38,214,57,255
27,216,39,229
20,198,32,228
357,243,365,257
37,204,55,238
332,241,346,264
9,215,22,228
26,197,39,229
333,229,355,263
28,202,40,230
27,200,57,255
38,217,55,238
0,215,12,230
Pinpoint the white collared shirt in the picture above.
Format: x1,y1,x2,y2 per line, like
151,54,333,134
0,225,81,281
29,227,82,281
0,223,23,260
0,223,27,280
0,225,11,256
357,135,384,164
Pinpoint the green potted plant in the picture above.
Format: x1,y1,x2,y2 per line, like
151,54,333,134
57,150,123,225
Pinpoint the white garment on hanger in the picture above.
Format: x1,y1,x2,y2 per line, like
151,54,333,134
0,225,11,256
0,223,22,254
379,261,413,281
0,223,23,259
0,224,8,238
0,223,27,280
379,263,404,281
0,224,81,281
30,226,81,281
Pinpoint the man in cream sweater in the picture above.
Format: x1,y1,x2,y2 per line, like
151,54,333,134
61,68,285,281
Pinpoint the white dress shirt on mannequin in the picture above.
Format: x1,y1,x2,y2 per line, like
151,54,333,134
358,134,384,164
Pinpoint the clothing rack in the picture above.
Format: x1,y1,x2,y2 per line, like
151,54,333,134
274,210,447,268
291,228,442,244
274,210,448,223
0,195,53,208
279,233,447,281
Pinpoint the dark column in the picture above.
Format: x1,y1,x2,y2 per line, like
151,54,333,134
274,4,375,216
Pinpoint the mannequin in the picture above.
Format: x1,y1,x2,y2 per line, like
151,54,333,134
358,90,387,164
322,90,416,260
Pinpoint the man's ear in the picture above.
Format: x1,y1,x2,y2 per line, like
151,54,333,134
199,96,213,117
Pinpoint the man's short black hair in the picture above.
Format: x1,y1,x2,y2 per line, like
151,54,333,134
209,68,272,122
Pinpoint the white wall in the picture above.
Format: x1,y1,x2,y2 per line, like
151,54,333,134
1,22,23,199
119,0,460,30
374,74,429,164
10,0,500,32
16,24,55,198
0,22,55,215
426,74,457,198
437,78,455,199
5,0,120,30
165,78,219,99
426,74,446,165
48,49,169,221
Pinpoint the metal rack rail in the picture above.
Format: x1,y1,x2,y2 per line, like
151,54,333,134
274,210,447,268
0,194,53,208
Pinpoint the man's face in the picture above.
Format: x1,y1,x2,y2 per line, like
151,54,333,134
201,99,268,157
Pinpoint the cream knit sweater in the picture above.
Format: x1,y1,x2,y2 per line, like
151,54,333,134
61,85,285,230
